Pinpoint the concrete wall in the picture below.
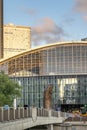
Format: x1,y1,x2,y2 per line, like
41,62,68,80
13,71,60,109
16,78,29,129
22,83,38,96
54,123,87,130
25,123,87,130
0,0,3,58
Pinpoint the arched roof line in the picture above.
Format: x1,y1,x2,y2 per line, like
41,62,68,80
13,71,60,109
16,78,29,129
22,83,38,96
0,41,87,64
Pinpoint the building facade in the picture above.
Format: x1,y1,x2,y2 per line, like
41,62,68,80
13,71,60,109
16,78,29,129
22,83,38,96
4,23,31,58
0,41,87,110
0,0,3,59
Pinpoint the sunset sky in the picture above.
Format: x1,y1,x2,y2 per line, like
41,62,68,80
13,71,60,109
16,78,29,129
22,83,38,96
4,0,87,47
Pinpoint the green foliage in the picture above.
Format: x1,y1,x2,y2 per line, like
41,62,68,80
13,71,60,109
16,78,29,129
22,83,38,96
0,72,22,106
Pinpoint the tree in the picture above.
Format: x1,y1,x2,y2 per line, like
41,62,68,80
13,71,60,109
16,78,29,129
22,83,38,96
0,72,22,106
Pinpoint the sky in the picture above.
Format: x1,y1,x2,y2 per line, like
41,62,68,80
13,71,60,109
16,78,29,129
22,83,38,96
4,0,87,47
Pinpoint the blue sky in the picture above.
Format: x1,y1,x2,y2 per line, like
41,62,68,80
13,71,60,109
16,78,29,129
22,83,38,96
4,0,87,47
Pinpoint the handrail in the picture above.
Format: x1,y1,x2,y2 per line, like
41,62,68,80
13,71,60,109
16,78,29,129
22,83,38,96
1,107,87,123
0,107,63,122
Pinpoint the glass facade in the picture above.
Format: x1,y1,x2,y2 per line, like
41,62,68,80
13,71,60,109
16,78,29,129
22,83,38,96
0,42,87,108
12,75,87,108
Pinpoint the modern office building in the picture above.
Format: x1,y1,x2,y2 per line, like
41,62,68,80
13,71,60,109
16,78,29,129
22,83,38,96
3,23,31,58
0,41,87,110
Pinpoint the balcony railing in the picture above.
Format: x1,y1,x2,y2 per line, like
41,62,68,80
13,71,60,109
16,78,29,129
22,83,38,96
0,107,62,122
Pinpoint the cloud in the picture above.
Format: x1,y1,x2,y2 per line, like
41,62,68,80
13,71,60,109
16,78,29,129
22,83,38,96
73,0,87,13
21,6,37,16
25,8,37,16
31,17,67,46
83,15,87,21
62,17,75,26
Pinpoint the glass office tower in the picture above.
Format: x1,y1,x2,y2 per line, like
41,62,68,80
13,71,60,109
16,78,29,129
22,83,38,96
0,42,87,110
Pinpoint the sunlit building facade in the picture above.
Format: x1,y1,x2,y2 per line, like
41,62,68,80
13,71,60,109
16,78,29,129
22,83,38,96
0,0,3,58
0,41,87,110
4,23,31,58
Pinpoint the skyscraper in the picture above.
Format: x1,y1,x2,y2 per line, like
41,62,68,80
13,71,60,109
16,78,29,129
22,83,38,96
4,23,31,58
0,0,3,58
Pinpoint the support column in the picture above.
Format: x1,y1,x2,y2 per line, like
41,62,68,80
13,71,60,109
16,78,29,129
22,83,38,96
47,124,53,130
60,123,72,130
32,107,37,122
54,124,72,130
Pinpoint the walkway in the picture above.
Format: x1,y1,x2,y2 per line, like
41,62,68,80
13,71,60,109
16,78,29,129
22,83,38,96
0,107,66,130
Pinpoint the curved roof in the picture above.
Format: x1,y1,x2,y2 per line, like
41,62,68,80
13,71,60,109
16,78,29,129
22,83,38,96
0,41,87,64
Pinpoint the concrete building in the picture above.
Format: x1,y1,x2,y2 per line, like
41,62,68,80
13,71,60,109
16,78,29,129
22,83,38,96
0,41,87,111
4,23,31,58
0,0,3,58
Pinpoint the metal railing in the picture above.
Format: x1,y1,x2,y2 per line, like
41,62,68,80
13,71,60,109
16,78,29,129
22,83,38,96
0,107,63,122
37,108,49,117
1,107,87,124
0,107,32,122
